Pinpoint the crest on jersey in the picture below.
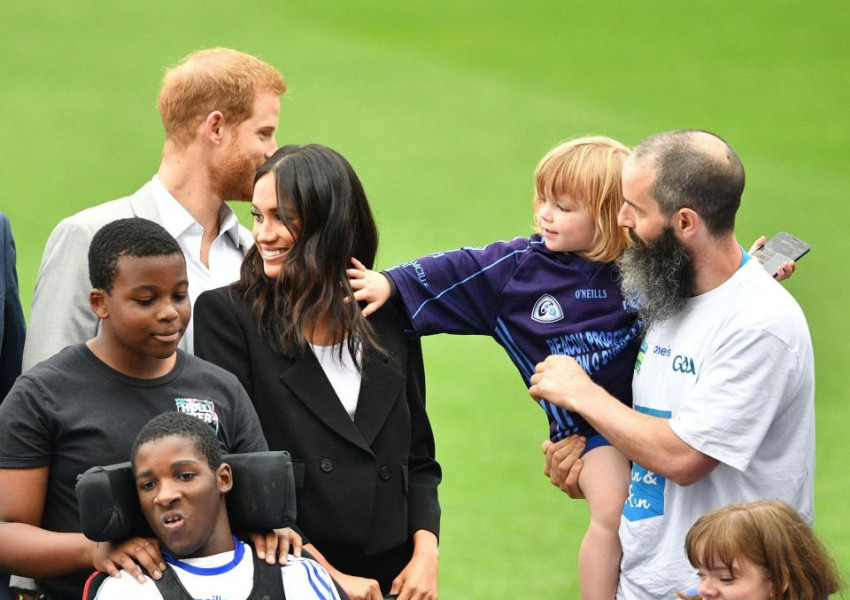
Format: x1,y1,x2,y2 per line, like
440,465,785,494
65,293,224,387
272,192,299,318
531,294,564,323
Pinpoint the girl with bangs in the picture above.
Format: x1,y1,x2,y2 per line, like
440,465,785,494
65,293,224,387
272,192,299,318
348,136,640,599
677,500,842,600
194,144,441,600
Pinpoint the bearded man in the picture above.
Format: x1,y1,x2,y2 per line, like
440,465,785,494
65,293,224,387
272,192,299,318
529,130,815,600
23,48,285,367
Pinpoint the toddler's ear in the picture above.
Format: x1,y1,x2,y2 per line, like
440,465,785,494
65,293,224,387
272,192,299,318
89,288,109,320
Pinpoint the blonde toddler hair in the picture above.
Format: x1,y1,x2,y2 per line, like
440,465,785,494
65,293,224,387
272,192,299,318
533,135,631,263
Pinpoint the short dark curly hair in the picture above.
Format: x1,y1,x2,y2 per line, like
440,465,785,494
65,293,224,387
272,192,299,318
131,412,223,471
88,218,184,293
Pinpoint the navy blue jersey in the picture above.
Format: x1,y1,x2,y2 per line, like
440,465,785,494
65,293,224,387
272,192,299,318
386,235,642,441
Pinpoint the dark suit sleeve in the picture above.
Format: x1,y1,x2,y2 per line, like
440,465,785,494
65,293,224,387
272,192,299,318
194,289,255,398
404,335,442,538
0,215,26,400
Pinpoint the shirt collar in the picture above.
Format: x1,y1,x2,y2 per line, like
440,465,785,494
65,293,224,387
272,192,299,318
150,176,245,248
217,202,243,248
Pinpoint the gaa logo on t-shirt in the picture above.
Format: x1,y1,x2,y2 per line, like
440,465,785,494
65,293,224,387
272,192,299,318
531,294,564,323
672,355,696,375
174,398,220,434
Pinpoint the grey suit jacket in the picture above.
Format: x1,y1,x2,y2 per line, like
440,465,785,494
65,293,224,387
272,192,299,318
22,180,253,370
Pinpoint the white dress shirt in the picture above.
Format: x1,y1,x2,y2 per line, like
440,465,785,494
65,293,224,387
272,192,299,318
150,176,249,353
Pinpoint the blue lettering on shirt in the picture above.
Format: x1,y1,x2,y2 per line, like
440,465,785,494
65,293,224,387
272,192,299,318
623,405,672,522
544,325,638,375
672,355,697,375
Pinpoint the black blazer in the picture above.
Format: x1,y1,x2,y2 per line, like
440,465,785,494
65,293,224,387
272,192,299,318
194,287,441,555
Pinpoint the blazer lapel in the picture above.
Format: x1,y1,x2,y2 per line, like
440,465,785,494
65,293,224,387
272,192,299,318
128,182,163,222
353,351,406,446
279,350,371,452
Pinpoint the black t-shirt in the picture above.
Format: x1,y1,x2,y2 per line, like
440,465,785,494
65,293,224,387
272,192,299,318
0,344,268,600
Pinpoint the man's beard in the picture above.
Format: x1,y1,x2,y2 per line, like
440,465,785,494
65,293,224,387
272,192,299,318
211,139,257,201
617,227,695,329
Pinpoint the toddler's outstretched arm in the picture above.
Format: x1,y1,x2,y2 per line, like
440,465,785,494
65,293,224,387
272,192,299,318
348,257,393,317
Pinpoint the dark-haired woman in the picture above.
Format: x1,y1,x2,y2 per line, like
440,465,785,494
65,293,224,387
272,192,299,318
194,145,441,600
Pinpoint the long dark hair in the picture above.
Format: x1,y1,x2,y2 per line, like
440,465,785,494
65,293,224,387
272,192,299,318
234,144,382,368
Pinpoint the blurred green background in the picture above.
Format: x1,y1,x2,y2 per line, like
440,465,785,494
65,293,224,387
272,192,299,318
1,1,847,596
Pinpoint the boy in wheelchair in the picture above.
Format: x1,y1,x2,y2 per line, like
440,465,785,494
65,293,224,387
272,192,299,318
88,412,343,600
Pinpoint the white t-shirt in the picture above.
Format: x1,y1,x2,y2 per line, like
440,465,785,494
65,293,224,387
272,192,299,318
94,542,340,600
151,175,248,354
309,341,362,420
617,258,815,600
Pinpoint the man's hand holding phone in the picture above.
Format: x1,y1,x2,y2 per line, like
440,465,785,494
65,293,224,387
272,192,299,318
750,232,809,281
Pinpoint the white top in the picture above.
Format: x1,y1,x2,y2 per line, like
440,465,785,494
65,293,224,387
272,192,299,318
309,341,362,420
151,176,248,354
94,542,340,600
617,258,815,600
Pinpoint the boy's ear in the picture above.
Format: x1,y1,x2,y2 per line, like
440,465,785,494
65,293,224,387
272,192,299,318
217,463,233,494
89,289,109,320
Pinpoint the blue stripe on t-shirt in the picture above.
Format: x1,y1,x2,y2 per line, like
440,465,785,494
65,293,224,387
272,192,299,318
544,402,577,438
302,559,334,600
494,317,535,379
493,317,576,435
409,246,533,321
163,537,245,576
738,244,751,268
634,405,672,418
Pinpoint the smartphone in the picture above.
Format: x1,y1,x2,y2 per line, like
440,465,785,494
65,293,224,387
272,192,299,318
752,232,810,277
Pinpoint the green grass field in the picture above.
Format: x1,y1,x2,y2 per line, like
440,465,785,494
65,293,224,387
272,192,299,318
1,1,847,596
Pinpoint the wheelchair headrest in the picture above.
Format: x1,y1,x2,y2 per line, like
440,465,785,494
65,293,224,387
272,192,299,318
76,451,297,542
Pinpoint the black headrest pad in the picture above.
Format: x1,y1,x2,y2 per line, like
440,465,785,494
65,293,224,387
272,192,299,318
76,451,297,542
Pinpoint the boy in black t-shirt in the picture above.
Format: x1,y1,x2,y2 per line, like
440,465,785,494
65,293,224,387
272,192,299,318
0,219,286,600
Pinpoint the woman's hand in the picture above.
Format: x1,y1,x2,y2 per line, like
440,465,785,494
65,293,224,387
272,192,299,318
332,571,383,600
302,542,382,600
347,258,392,317
91,537,164,583
749,236,796,281
250,527,303,565
390,530,438,600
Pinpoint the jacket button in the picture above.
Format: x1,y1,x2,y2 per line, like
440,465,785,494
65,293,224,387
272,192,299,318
320,459,333,472
379,466,391,480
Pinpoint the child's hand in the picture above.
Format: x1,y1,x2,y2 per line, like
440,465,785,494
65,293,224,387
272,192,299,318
749,235,796,282
347,257,392,317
